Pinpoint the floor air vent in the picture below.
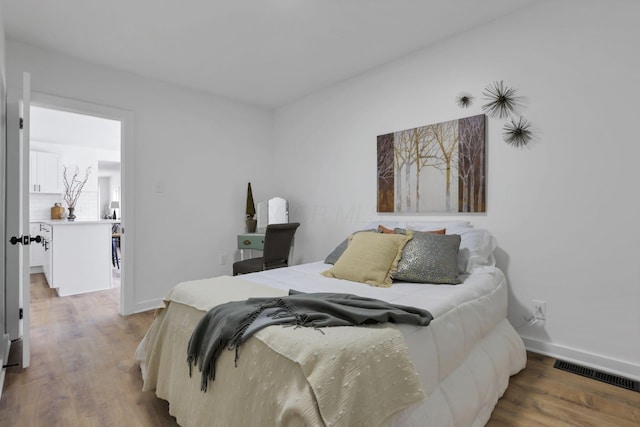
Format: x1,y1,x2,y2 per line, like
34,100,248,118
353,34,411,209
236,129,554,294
553,360,640,393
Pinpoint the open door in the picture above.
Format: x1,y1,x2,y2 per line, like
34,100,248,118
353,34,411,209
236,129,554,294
5,72,32,368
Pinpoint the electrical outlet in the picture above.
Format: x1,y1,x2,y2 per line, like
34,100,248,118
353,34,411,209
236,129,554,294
532,300,546,320
218,254,227,265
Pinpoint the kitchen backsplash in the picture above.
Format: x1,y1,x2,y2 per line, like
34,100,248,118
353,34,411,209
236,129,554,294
30,191,99,221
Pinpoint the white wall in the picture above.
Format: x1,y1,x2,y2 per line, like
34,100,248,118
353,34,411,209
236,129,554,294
6,41,276,311
98,176,110,218
274,0,640,380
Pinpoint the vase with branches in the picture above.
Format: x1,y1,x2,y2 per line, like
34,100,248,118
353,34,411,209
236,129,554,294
63,165,92,221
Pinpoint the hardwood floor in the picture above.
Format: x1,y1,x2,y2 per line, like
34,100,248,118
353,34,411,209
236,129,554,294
488,352,640,427
1,273,638,426
0,274,178,427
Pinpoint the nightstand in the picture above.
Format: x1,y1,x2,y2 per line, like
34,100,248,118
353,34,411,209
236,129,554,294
237,233,265,260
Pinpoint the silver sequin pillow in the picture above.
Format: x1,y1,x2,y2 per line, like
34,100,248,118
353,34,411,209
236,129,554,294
393,229,461,284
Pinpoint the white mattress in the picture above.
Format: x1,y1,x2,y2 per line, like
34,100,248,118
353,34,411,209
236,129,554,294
241,262,527,426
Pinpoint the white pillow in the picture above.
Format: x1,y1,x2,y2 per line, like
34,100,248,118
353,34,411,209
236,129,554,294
406,220,472,231
453,228,497,273
363,220,472,232
361,220,496,274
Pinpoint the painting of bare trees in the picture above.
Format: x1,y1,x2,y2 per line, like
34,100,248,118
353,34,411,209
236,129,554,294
377,114,486,213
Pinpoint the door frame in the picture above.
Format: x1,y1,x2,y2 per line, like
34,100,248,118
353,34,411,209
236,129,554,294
30,92,135,315
0,70,8,391
4,75,31,366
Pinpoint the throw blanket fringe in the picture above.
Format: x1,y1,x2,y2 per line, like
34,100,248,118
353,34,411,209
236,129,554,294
187,291,433,392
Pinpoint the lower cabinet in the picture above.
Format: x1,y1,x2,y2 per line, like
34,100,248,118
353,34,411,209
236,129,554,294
37,222,113,296
30,223,53,286
43,228,53,287
29,223,46,268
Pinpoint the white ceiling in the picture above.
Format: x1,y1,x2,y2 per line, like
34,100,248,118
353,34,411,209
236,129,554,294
2,0,538,108
30,106,121,150
30,106,122,175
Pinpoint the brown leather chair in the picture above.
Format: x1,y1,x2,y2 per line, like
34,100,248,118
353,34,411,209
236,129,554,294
233,222,300,275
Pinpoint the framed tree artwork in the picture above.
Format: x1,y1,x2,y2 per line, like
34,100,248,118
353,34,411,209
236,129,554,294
377,114,486,213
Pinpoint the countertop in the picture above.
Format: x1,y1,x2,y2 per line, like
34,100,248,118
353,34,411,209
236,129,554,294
30,219,120,226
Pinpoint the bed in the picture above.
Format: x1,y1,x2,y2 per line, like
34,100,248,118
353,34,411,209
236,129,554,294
135,221,527,427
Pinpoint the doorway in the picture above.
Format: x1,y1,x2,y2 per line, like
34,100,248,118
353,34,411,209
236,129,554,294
28,92,134,315
30,104,122,289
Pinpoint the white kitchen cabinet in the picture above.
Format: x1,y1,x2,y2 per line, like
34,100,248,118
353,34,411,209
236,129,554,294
29,222,53,285
30,151,61,194
29,223,46,268
42,224,53,286
47,221,112,296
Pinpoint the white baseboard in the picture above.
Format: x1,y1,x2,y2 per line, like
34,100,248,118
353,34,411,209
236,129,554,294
131,298,164,315
522,336,640,382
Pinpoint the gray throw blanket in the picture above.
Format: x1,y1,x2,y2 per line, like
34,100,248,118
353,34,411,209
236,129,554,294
187,290,433,392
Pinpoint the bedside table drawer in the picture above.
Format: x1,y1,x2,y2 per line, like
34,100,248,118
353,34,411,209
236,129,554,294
237,234,265,250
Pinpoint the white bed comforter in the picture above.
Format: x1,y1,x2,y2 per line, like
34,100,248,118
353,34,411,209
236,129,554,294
137,262,526,427
242,262,527,427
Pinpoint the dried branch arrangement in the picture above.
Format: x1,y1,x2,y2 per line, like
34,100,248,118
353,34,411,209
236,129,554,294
63,165,92,208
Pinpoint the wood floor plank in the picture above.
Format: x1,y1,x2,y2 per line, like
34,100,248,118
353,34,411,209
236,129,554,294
508,382,637,427
525,356,640,412
512,364,640,423
489,352,640,427
486,398,554,427
0,274,179,427
1,273,639,426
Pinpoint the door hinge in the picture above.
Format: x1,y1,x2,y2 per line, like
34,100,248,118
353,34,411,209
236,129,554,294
20,118,23,129
19,308,23,319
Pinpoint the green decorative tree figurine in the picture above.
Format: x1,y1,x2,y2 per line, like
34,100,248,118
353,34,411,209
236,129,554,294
245,182,257,232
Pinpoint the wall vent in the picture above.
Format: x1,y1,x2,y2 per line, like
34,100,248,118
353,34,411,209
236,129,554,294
553,360,639,393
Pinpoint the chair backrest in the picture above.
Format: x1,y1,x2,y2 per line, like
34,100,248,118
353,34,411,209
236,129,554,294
262,222,300,270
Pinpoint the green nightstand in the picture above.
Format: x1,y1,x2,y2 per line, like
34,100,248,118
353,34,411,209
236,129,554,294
237,233,265,260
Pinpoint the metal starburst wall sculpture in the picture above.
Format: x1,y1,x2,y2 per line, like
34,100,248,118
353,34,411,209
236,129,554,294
503,116,533,147
455,92,474,108
453,80,536,148
481,80,518,119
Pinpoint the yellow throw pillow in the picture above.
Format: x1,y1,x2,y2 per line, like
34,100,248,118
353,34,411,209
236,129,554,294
322,231,412,287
